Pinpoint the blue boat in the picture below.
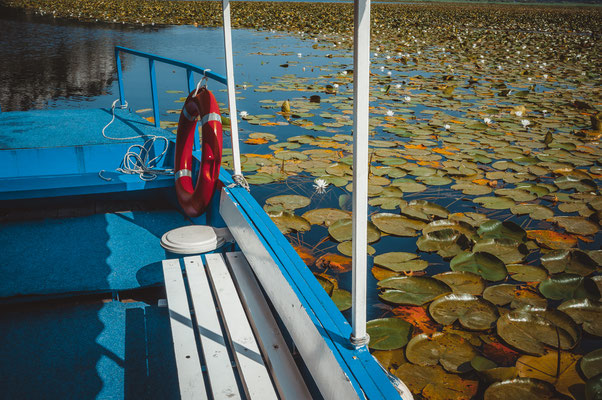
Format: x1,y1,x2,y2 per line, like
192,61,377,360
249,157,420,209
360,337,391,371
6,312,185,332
0,1,412,399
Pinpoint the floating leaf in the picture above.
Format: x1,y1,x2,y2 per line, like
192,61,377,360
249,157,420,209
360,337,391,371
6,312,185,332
417,229,470,259
507,264,549,282
428,293,498,330
484,378,565,400
483,284,547,309
526,230,578,250
538,274,600,301
581,349,602,379
406,332,477,373
549,216,599,236
328,219,381,243
474,196,515,210
391,305,438,335
331,289,352,311
302,208,350,226
558,298,602,337
432,271,485,295
395,363,478,400
265,194,310,210
511,204,555,220
374,252,427,272
496,307,580,355
315,253,352,273
371,213,423,237
366,318,412,350
516,351,585,400
337,241,375,256
450,251,508,281
541,249,598,276
269,211,311,234
378,276,451,306
478,220,526,242
400,200,449,221
473,237,529,264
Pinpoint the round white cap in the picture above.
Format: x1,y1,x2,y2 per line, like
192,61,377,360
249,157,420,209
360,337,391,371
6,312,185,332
160,225,225,255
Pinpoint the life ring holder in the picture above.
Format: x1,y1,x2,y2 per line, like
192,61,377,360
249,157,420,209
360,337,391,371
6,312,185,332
174,82,223,217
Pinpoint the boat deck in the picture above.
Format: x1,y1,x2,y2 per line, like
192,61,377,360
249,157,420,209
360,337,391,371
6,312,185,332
0,108,175,200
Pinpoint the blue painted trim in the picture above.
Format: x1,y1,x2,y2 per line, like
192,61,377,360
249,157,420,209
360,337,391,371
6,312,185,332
115,46,227,85
115,48,125,107
148,59,160,128
220,172,402,399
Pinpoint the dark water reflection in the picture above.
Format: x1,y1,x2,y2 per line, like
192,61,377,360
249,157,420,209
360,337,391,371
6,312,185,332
0,7,159,111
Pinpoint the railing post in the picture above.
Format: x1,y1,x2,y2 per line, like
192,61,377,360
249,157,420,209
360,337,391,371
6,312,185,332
115,48,126,108
186,69,195,94
149,58,160,128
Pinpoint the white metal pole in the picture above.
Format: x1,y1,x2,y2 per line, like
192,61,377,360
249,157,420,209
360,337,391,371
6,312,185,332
222,0,243,179
350,0,371,347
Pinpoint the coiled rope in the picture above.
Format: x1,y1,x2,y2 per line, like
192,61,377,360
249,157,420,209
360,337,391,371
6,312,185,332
100,99,173,181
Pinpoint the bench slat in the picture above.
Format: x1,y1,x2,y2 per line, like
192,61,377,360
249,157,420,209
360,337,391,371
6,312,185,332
183,256,242,400
226,251,313,400
205,253,279,400
162,259,208,400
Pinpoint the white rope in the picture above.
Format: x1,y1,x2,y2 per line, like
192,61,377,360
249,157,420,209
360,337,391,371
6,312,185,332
102,99,173,181
227,174,250,191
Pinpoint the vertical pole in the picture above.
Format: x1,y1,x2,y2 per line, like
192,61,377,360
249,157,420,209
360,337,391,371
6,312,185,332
186,69,200,151
222,0,242,178
149,58,160,128
350,0,371,347
115,48,125,107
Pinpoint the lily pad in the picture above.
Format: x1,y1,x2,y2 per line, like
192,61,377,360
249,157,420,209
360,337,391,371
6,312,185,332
526,230,578,250
315,253,352,273
417,229,470,258
478,220,526,242
541,249,598,276
558,298,602,337
474,196,515,210
371,213,423,237
331,289,352,312
328,219,381,243
507,264,549,282
450,251,508,281
406,332,477,373
366,318,413,350
378,276,452,306
336,241,375,256
496,307,580,355
395,363,478,400
473,237,529,264
511,204,555,220
581,349,602,379
483,284,547,309
432,271,486,295
265,194,310,211
374,252,428,272
269,211,311,234
302,208,350,226
484,378,563,400
400,200,449,221
550,216,599,236
429,293,498,330
538,274,600,301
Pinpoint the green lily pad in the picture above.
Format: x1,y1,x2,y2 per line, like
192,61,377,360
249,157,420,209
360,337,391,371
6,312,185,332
429,293,499,330
450,251,508,281
483,284,547,309
558,298,602,337
451,182,493,195
269,211,311,234
484,378,562,400
510,204,555,220
473,237,529,264
374,252,428,272
554,175,597,192
366,318,413,350
496,307,581,355
422,219,477,240
550,216,599,236
400,200,450,221
494,189,537,202
391,178,427,193
478,220,527,242
395,363,479,400
538,274,600,301
417,229,470,259
432,271,486,295
581,349,602,379
406,332,477,373
331,288,352,312
265,194,310,211
328,219,381,243
474,196,515,210
541,249,598,276
371,213,423,237
336,241,376,256
301,208,350,227
245,173,276,185
378,276,452,306
507,264,549,282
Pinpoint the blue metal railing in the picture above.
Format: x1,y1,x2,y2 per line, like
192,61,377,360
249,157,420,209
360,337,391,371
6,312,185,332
115,46,227,130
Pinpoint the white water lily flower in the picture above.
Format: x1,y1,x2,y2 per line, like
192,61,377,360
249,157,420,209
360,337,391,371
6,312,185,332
386,110,394,117
521,119,530,127
313,178,329,194
543,74,548,79
403,96,411,103
333,83,339,88
484,117,492,124
297,53,302,57
387,71,392,76
444,124,451,130
239,111,248,118
395,84,402,89
341,70,347,75
515,111,523,117
380,66,385,71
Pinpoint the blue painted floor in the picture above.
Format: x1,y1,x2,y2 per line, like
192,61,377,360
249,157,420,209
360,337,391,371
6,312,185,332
0,209,189,300
0,108,165,149
0,300,181,399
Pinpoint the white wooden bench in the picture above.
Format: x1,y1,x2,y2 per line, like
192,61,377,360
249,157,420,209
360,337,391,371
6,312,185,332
162,252,312,400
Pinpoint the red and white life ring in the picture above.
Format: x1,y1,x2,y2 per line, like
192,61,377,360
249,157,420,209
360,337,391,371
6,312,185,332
174,87,223,217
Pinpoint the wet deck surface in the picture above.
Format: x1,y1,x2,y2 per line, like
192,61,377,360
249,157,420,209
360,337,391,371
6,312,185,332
0,108,165,149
